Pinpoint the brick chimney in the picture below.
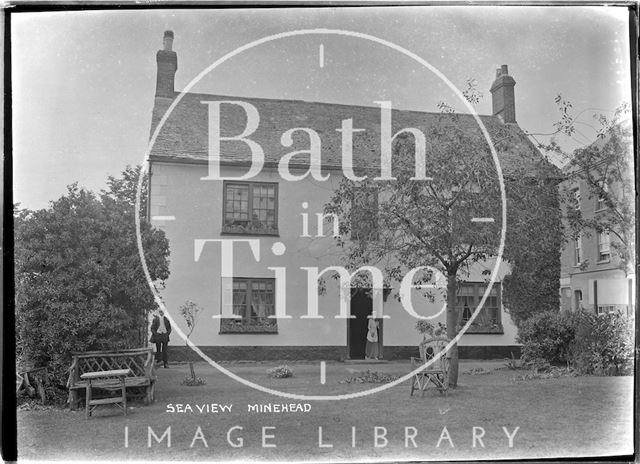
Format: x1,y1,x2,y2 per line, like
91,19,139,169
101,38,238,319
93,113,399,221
155,30,177,98
490,65,516,123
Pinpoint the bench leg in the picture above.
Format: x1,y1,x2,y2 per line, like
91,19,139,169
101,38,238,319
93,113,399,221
121,378,127,416
85,380,92,419
149,382,156,404
69,390,78,410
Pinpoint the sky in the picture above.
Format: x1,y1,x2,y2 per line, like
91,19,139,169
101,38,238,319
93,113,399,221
12,6,631,210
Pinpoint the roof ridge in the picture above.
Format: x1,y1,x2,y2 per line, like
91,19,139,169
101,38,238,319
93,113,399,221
171,91,499,119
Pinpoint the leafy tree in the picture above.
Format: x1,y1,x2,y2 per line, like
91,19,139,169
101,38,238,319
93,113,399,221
179,300,204,381
325,113,504,387
525,99,634,272
562,114,634,273
15,166,170,397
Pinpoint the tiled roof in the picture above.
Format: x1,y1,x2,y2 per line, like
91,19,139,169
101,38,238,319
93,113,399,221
149,92,559,178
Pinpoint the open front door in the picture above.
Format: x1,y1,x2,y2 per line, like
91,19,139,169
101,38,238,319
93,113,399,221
347,288,383,359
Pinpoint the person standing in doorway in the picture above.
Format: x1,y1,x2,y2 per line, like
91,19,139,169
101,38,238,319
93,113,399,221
365,317,379,360
151,309,172,368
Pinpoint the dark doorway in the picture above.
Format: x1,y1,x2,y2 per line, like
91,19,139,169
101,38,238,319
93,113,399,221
348,288,383,359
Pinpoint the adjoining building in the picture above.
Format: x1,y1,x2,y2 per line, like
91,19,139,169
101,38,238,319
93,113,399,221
147,31,558,360
559,124,635,316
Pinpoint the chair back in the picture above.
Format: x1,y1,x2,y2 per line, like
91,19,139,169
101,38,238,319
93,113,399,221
419,336,450,371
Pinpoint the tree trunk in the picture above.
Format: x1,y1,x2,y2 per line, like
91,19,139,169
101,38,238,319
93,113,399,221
446,272,459,388
187,340,196,380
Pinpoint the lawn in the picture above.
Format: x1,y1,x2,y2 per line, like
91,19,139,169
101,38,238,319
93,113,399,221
17,360,633,461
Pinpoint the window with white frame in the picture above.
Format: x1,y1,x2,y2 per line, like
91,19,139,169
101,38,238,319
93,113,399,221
597,305,616,315
596,181,609,211
223,182,278,235
574,235,582,265
455,282,502,333
574,290,583,311
573,188,581,211
219,277,278,333
597,231,611,261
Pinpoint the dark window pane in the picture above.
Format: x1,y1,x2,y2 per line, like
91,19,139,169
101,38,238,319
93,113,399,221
351,188,379,240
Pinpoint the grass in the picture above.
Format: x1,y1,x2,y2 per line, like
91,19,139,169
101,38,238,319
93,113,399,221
17,360,633,461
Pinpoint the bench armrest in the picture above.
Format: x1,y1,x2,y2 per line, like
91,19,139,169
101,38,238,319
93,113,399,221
144,350,156,381
66,357,78,388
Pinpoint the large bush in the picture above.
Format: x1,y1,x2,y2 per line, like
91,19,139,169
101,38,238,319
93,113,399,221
15,167,170,400
518,310,634,375
570,311,634,375
517,311,577,365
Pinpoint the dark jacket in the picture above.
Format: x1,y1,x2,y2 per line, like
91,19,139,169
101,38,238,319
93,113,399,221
151,315,172,343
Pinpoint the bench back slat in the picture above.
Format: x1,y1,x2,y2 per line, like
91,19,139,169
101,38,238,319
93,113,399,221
72,348,153,379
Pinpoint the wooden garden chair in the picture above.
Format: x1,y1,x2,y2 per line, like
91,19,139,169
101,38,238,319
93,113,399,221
410,336,450,397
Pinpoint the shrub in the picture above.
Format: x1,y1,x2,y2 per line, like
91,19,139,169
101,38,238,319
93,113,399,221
463,367,493,375
570,311,634,376
181,376,207,386
267,365,294,378
517,311,577,365
339,370,399,384
513,366,578,381
517,309,634,376
517,311,576,365
415,321,446,337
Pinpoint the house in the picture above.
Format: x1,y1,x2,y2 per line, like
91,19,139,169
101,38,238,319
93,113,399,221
559,124,635,315
147,31,556,360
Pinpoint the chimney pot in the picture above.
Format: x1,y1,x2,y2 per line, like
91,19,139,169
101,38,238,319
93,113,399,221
163,30,174,51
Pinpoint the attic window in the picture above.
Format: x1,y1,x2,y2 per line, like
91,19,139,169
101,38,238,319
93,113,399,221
222,181,278,236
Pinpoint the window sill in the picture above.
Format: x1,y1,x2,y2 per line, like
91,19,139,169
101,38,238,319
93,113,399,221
459,323,504,335
221,227,280,237
219,318,278,334
597,259,611,264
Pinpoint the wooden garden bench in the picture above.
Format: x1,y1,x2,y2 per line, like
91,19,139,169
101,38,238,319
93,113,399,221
410,336,451,397
67,348,156,410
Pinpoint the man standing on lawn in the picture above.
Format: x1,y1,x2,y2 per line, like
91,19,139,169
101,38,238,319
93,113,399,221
151,309,172,368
